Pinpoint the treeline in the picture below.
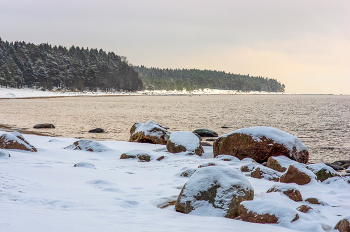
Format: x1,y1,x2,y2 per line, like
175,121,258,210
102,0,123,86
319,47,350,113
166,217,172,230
0,38,143,91
135,66,285,92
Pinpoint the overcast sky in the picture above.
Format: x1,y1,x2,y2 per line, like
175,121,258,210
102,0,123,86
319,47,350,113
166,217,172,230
1,0,349,94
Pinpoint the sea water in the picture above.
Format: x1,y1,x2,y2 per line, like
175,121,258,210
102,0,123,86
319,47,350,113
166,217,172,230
1,94,349,163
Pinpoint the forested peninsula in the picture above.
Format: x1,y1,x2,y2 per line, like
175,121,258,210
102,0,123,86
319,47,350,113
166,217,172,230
0,39,285,92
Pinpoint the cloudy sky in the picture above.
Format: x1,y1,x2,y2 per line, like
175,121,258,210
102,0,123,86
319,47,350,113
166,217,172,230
1,0,349,94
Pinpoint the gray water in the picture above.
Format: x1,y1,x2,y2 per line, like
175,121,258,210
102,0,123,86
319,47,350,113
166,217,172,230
1,94,349,163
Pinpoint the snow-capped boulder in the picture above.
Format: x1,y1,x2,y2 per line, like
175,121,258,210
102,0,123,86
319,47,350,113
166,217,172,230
213,126,309,163
0,132,37,152
215,155,240,162
239,200,299,224
178,168,197,178
305,197,326,205
64,139,110,152
175,166,254,218
240,163,256,172
192,129,218,137
307,163,340,182
334,217,350,232
74,162,96,168
280,164,317,185
120,150,152,162
129,121,170,145
267,184,303,202
250,165,281,181
267,156,299,172
0,150,10,158
167,131,204,156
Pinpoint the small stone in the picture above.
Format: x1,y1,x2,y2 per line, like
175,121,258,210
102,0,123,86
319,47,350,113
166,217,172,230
267,184,302,202
297,205,313,213
88,128,105,133
250,166,281,181
192,129,218,137
305,197,325,205
334,218,350,232
156,156,165,161
33,123,55,128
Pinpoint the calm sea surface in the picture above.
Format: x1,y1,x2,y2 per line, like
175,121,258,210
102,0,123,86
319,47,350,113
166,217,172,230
1,94,349,163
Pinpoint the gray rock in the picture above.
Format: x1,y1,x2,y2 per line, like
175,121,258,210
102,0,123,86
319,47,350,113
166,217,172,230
192,129,218,137
33,123,55,128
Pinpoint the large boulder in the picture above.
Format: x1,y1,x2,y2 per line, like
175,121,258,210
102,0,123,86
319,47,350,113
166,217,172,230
0,132,37,152
64,139,110,152
334,217,350,232
129,121,170,145
192,129,218,137
167,131,204,156
213,126,309,163
239,200,299,224
267,184,303,202
175,166,254,218
280,164,317,185
307,163,340,182
267,156,299,172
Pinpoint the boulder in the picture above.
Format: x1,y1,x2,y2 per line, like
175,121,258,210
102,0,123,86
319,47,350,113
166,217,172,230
213,126,309,163
0,132,37,152
120,150,152,162
267,184,303,201
175,166,254,218
332,160,350,169
64,139,110,152
307,163,340,182
280,164,317,185
297,205,313,213
250,165,281,181
167,131,204,156
192,129,218,137
267,156,299,172
334,218,350,232
240,163,256,172
0,150,10,158
239,200,299,224
33,123,55,129
88,128,105,133
325,163,344,171
129,121,170,145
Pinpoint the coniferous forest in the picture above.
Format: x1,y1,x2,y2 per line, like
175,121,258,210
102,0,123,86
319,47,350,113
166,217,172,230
0,38,285,92
135,66,285,92
0,38,143,91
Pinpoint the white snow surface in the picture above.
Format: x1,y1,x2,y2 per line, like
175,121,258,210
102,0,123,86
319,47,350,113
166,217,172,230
64,139,111,152
169,131,200,151
221,126,308,153
0,131,349,232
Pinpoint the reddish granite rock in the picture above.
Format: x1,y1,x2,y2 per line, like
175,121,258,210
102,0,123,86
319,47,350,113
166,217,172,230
0,132,37,152
239,200,299,224
267,184,303,202
297,205,313,213
334,218,350,232
267,156,298,172
250,166,281,182
280,165,316,185
167,131,204,156
213,126,309,163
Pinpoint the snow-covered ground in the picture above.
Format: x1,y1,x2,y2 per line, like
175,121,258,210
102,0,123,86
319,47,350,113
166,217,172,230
0,87,285,99
1,131,349,232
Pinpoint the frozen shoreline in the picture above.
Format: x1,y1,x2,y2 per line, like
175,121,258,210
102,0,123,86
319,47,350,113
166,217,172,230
0,87,293,99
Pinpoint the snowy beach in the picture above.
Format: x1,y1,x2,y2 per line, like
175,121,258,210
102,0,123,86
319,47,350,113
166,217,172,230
1,129,350,232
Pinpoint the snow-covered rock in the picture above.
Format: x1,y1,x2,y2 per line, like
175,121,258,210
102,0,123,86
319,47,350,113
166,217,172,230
307,163,340,182
120,150,152,162
239,200,299,224
167,131,204,156
129,121,170,145
74,162,96,168
267,184,303,202
267,156,299,172
213,126,309,163
334,217,350,232
64,139,110,152
0,149,10,158
280,164,317,185
0,131,37,152
175,166,254,218
250,165,281,181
